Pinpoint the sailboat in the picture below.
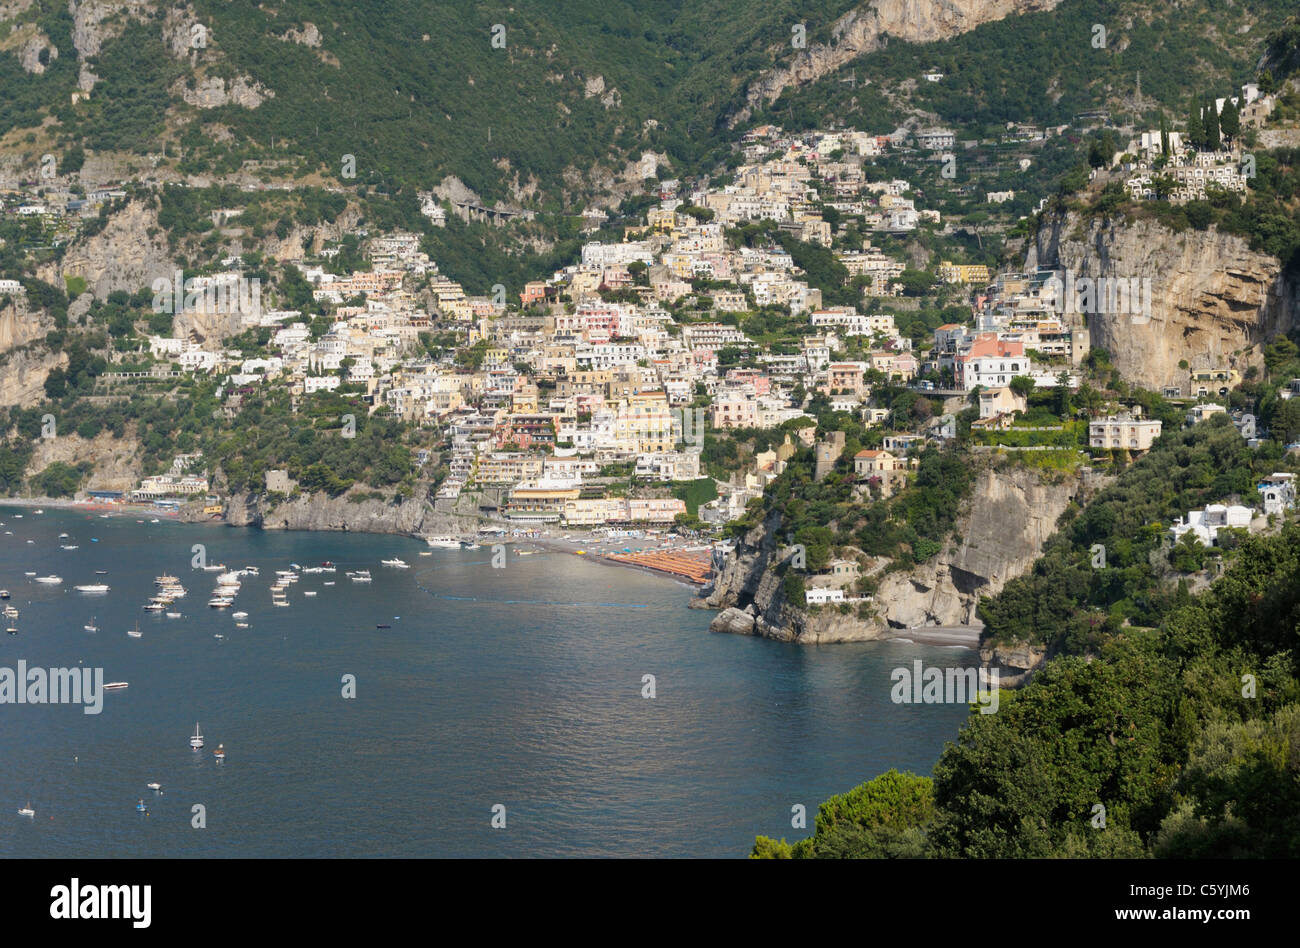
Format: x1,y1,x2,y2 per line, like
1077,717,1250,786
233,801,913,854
84,616,98,632
18,801,34,818
127,621,142,638
135,799,148,813
190,723,204,749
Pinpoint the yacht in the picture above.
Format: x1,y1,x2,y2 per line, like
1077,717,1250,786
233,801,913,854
155,574,180,586
425,535,460,548
190,724,204,749
381,558,409,568
242,566,260,576
202,563,227,572
74,584,110,593
143,600,168,612
208,596,234,608
34,575,62,584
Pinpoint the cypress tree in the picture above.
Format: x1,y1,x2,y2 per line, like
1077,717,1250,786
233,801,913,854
1187,97,1204,150
1203,97,1220,150
1160,114,1170,155
1220,96,1241,144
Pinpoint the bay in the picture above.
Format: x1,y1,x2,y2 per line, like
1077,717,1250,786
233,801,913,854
0,505,975,857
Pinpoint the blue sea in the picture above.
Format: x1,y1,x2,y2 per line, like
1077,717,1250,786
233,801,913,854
0,505,975,857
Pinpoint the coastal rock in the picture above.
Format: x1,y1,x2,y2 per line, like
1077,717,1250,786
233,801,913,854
701,464,1093,644
710,606,756,636
979,642,1049,686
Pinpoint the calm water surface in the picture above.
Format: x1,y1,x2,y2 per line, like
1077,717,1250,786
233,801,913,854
0,506,974,857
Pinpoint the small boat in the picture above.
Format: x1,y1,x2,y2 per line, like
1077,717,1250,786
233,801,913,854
84,617,98,632
418,551,432,556
3,605,16,619
304,590,317,596
23,572,34,576
231,611,248,619
135,799,148,813
33,509,43,514
95,570,108,575
272,599,290,607
214,633,225,639
190,723,204,749
60,545,79,550
166,612,181,619
242,566,260,576
0,590,8,599
155,574,179,586
18,802,34,818
34,575,62,584
143,600,167,612
147,782,161,791
426,535,460,548
202,563,227,572
376,624,392,629
208,597,233,608
234,622,248,628
150,519,159,523
214,744,225,761
103,681,128,691
5,627,17,636
323,581,335,586
381,558,409,568
58,533,68,538
74,584,110,593
320,561,336,571
127,623,142,638
350,570,372,583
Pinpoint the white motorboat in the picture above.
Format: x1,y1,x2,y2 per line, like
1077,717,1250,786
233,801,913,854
147,782,161,791
155,574,180,586
425,535,460,548
166,612,181,619
349,570,372,582
202,563,227,572
104,681,128,691
74,584,110,593
303,590,317,596
34,575,62,584
381,558,409,568
208,597,234,608
190,723,204,749
231,611,248,619
18,802,34,818
61,545,79,550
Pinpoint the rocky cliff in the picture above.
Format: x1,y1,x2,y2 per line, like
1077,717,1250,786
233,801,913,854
1029,209,1300,390
189,488,482,537
738,0,1062,119
696,463,1092,644
38,199,178,300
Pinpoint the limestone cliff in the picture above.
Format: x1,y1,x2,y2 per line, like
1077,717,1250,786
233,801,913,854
190,489,481,537
1029,209,1300,390
38,199,178,300
696,464,1092,644
737,0,1062,120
